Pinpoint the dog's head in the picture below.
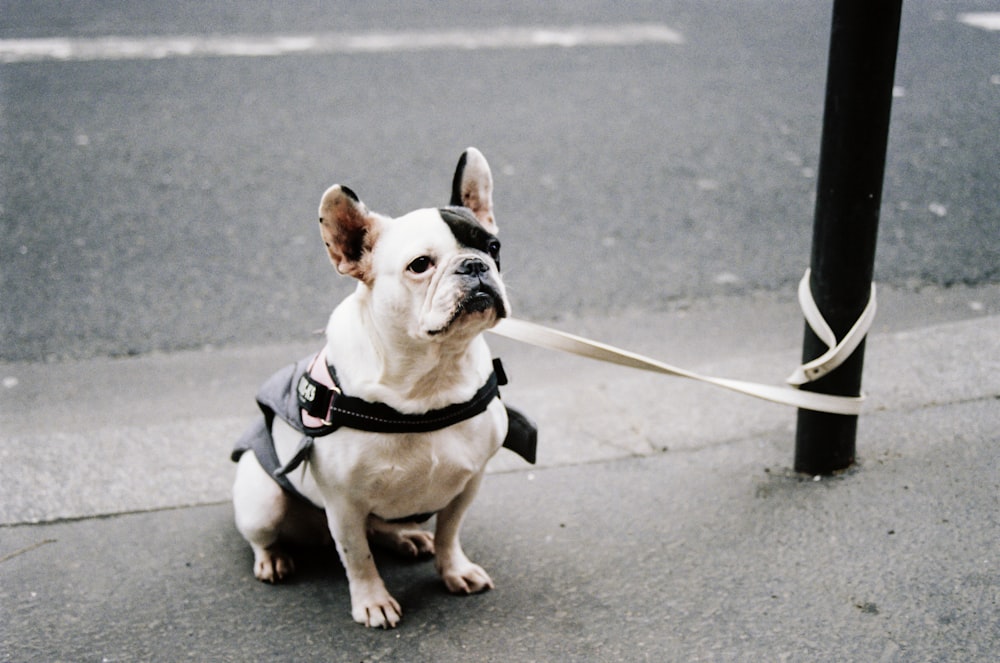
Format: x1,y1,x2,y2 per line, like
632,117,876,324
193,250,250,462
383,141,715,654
318,148,509,342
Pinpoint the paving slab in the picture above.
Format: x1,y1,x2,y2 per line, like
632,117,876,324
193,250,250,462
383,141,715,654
2,398,997,662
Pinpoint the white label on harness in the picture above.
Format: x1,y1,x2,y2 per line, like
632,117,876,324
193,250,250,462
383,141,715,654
297,376,317,403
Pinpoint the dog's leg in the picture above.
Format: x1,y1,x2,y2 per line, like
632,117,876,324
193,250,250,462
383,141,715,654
433,471,494,594
232,453,296,582
367,518,436,558
324,502,403,628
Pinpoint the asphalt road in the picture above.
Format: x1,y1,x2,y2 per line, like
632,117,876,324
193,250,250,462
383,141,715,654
2,1,998,362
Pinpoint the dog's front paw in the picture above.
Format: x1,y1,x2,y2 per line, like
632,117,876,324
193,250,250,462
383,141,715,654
351,588,403,629
252,546,295,583
438,559,494,595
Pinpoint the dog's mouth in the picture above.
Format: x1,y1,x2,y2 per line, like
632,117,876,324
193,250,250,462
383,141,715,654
428,288,506,336
463,291,501,314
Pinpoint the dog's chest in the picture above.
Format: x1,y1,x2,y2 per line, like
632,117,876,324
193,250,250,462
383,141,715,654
300,405,503,517
366,431,482,500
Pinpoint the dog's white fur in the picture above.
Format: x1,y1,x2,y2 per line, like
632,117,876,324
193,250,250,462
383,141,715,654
232,148,509,628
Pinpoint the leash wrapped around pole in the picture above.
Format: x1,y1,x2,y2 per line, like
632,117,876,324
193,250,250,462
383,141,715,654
786,269,877,387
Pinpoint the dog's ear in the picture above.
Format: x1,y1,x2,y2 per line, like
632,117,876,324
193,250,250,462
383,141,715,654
318,184,377,281
450,147,497,234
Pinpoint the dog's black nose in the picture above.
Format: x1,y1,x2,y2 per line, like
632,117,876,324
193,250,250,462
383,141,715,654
456,257,489,277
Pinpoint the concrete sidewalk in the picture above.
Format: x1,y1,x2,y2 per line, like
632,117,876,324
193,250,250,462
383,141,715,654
2,284,998,661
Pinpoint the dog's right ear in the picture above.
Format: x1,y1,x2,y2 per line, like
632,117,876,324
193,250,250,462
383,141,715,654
318,185,376,281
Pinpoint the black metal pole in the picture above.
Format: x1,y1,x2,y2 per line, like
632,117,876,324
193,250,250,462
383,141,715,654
794,0,903,475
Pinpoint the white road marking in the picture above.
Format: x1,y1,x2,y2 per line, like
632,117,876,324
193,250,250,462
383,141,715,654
0,24,684,64
957,12,1000,31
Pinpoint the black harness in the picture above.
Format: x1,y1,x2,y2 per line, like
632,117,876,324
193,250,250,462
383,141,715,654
232,352,536,513
296,353,503,437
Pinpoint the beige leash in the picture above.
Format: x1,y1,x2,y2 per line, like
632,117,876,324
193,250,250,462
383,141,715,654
490,270,875,416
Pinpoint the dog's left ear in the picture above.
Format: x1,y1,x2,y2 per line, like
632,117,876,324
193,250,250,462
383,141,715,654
450,147,497,234
318,184,377,282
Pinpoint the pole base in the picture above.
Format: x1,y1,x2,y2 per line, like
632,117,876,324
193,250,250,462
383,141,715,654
794,409,857,475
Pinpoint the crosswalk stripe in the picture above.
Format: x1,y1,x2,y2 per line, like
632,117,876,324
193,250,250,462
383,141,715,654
0,24,684,64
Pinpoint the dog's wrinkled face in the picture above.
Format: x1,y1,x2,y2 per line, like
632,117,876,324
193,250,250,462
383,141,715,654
367,206,507,339
317,148,508,342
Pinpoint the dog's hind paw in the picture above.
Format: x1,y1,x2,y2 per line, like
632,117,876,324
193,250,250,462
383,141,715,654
392,529,435,557
369,521,436,558
252,547,295,583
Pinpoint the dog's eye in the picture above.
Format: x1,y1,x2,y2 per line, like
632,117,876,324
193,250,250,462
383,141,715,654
486,239,501,269
407,256,434,274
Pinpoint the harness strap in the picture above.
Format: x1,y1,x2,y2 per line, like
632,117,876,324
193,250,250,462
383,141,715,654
296,351,504,436
273,355,534,479
235,351,537,513
232,417,307,500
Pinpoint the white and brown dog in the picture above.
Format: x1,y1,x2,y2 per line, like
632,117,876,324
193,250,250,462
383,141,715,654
232,148,531,628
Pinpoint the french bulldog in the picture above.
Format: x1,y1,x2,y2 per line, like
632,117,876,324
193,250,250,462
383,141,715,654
232,148,512,628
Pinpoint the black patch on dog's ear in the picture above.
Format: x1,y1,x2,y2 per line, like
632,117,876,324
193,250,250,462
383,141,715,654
450,152,468,207
438,206,501,268
341,185,360,203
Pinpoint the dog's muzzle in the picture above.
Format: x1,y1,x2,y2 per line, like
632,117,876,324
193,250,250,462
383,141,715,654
456,257,506,319
426,258,506,337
